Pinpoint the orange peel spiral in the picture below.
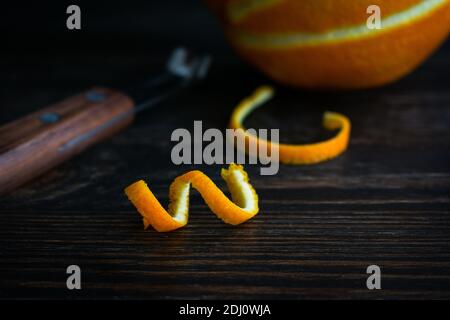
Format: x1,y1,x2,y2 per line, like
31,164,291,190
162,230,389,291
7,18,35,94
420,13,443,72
124,163,259,232
229,86,351,164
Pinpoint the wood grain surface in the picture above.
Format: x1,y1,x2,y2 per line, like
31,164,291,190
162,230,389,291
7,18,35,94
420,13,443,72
0,87,135,195
0,1,449,299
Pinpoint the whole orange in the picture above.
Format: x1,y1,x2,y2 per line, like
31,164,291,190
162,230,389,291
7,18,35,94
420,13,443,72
206,0,450,89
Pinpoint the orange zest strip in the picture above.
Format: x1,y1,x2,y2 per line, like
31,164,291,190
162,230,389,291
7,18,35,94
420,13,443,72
229,86,351,165
124,163,259,232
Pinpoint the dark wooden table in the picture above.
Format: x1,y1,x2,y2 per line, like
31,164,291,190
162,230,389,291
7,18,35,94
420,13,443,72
1,1,449,299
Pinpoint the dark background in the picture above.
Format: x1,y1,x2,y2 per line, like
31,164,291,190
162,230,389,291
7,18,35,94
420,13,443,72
1,1,450,299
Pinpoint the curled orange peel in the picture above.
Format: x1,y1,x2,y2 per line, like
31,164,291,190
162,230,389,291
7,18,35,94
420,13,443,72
229,86,351,165
124,163,259,232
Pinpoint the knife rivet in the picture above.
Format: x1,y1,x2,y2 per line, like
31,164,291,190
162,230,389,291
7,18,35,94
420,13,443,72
40,112,60,124
86,91,107,102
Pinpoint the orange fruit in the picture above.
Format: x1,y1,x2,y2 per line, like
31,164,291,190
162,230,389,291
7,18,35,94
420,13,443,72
206,0,450,89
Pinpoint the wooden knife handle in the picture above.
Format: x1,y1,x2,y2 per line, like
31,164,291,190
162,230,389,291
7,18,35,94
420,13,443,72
0,87,135,195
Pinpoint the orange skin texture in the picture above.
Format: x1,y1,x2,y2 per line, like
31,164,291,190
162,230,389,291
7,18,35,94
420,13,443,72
125,180,184,232
212,0,424,33
124,164,259,232
230,4,450,88
232,113,351,165
172,170,258,226
206,0,450,89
